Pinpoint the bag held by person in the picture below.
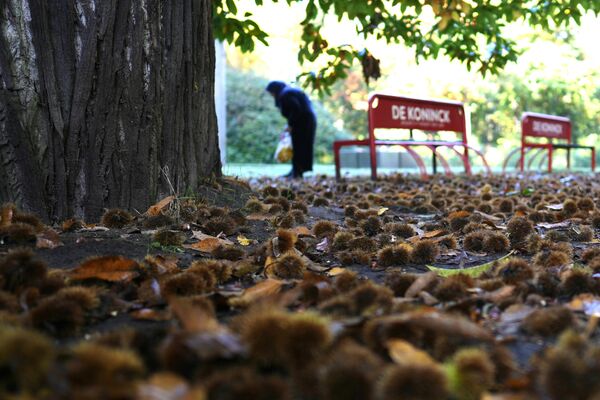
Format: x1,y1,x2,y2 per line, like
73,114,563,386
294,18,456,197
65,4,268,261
274,131,293,163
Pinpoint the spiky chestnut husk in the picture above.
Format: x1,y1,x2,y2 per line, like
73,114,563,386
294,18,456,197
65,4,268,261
434,274,474,302
449,214,470,232
161,271,215,297
276,229,297,253
439,235,457,250
0,223,37,244
211,245,245,261
244,198,265,213
289,209,306,224
313,220,336,238
344,205,358,217
377,244,412,267
446,347,496,400
331,231,354,251
320,340,383,400
262,186,280,197
142,214,175,229
506,217,534,246
205,367,291,400
384,272,418,297
356,201,371,210
66,342,144,397
582,248,600,263
237,308,331,369
569,226,594,242
521,306,574,337
483,232,510,253
334,271,359,293
313,197,330,207
376,363,448,400
592,212,600,229
0,325,55,394
498,199,514,213
563,199,578,216
545,230,569,242
348,282,394,315
0,248,47,293
463,230,486,252
384,222,415,238
539,330,600,400
462,223,486,234
533,250,571,268
268,204,283,215
153,229,185,246
348,236,377,253
12,213,44,232
100,208,133,228
411,240,439,264
360,216,382,237
275,213,295,228
477,203,493,214
273,254,306,280
496,258,534,284
203,216,238,236
577,197,595,212
291,201,308,214
559,269,593,296
28,296,85,337
190,259,232,284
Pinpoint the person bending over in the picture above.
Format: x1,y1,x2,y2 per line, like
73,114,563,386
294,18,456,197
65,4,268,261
266,81,317,179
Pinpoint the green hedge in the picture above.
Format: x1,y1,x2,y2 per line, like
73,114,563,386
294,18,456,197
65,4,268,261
226,68,350,164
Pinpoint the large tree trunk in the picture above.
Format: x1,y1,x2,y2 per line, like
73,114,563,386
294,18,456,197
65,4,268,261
0,0,221,221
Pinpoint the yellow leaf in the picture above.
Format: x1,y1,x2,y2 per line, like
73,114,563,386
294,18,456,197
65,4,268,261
377,207,389,216
328,267,347,276
427,251,514,278
237,235,252,246
386,339,436,366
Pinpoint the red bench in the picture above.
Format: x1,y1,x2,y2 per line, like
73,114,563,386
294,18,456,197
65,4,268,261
333,93,490,180
502,112,595,172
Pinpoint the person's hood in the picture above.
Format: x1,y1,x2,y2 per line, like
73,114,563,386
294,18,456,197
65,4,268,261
266,80,288,108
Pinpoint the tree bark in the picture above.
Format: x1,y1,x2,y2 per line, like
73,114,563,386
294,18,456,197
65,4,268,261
0,0,221,221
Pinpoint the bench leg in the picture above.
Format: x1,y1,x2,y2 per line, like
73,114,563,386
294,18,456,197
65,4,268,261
333,143,341,180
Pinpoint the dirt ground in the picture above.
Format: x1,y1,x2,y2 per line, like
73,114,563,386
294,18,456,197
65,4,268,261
2,173,600,399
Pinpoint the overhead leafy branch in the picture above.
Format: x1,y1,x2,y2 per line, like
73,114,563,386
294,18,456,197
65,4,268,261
213,0,600,94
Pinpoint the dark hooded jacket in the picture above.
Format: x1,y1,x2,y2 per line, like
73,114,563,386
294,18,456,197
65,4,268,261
266,81,317,174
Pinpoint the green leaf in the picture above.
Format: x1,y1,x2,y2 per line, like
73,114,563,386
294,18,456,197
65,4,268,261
427,251,514,278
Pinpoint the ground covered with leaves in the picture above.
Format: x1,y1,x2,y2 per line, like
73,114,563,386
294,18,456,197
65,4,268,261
2,173,600,399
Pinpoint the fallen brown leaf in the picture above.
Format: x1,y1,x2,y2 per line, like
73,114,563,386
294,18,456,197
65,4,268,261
36,228,63,249
146,195,175,216
405,271,437,298
185,238,222,252
136,372,191,400
144,255,179,275
449,210,470,219
293,226,314,237
423,229,448,239
229,279,285,308
70,256,140,282
130,308,170,321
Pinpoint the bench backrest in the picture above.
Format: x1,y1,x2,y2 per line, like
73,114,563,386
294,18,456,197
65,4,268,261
368,93,468,144
521,112,571,144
